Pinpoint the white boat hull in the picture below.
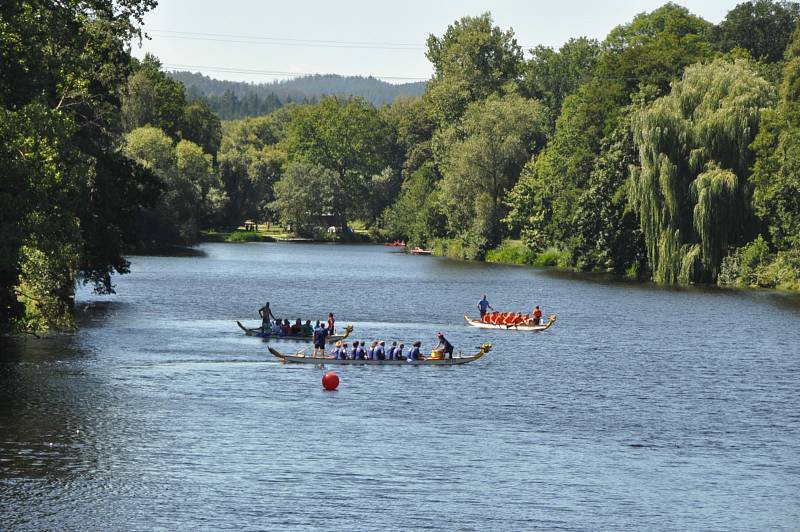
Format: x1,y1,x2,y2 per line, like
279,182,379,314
464,314,556,331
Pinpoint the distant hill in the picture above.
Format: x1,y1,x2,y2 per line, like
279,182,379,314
169,71,428,120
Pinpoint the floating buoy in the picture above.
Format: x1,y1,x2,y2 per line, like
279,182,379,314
322,371,339,391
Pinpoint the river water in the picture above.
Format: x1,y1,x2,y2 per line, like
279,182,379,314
1,243,799,530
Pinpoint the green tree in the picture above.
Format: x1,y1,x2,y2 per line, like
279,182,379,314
181,99,222,158
218,113,288,226
630,59,775,283
714,0,800,63
0,0,158,330
425,12,524,124
436,92,548,253
380,163,447,246
283,96,395,226
522,37,600,125
751,22,800,252
269,162,345,237
122,54,187,138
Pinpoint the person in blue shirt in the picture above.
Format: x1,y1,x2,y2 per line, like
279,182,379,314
335,342,348,359
395,343,405,361
374,341,386,360
386,341,397,360
407,340,423,361
356,342,367,360
367,341,376,360
477,294,493,319
312,325,328,358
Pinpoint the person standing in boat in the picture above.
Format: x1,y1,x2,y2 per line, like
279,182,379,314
532,305,543,325
477,295,493,321
312,324,328,357
326,312,335,335
432,332,454,359
259,301,277,332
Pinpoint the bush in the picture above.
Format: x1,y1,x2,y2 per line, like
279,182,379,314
226,231,262,242
532,247,571,267
485,241,537,265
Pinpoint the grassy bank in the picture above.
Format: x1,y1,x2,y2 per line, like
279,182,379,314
485,240,571,268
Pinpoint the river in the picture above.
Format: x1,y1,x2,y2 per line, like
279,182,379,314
1,243,799,530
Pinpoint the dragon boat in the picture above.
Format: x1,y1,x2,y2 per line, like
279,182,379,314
267,343,492,366
237,322,353,342
464,314,556,331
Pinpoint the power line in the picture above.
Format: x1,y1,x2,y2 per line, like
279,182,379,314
162,63,430,82
147,29,426,51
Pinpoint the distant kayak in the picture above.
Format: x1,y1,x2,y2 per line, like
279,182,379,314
237,322,353,342
464,314,556,331
268,343,492,365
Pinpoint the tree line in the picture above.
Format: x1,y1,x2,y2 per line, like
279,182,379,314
2,0,800,332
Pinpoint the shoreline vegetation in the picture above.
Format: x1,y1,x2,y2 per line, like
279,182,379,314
3,1,800,333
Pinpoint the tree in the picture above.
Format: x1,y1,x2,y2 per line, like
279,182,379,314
751,22,800,252
122,54,187,138
283,96,396,226
436,92,548,253
380,163,447,247
181,99,222,158
522,37,600,124
425,12,524,124
630,59,775,283
124,127,211,246
0,0,158,330
269,162,345,237
598,3,714,98
714,0,800,63
217,113,288,226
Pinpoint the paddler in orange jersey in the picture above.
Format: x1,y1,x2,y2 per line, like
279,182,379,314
532,305,543,325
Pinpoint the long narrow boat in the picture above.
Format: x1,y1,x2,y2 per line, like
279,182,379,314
464,314,556,331
268,343,492,366
237,322,353,342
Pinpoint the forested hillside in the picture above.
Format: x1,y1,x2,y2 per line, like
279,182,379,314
170,71,427,119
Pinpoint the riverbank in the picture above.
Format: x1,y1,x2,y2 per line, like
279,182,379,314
200,221,376,244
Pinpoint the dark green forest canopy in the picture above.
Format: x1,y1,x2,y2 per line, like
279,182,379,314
3,0,800,332
1,0,160,331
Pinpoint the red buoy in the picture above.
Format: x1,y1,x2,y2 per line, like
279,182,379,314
322,371,339,391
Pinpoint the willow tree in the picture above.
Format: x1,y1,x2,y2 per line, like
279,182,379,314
631,59,776,283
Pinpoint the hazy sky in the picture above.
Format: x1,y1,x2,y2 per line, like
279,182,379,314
133,0,744,83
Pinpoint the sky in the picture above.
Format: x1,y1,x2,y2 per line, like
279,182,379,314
132,0,744,84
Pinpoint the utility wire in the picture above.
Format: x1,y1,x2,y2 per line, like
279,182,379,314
147,29,426,50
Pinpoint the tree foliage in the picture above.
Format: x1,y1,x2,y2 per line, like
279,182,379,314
0,0,158,330
630,59,775,283
714,0,800,63
425,13,524,124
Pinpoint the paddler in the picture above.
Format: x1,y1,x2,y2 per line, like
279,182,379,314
374,340,386,360
407,341,424,361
